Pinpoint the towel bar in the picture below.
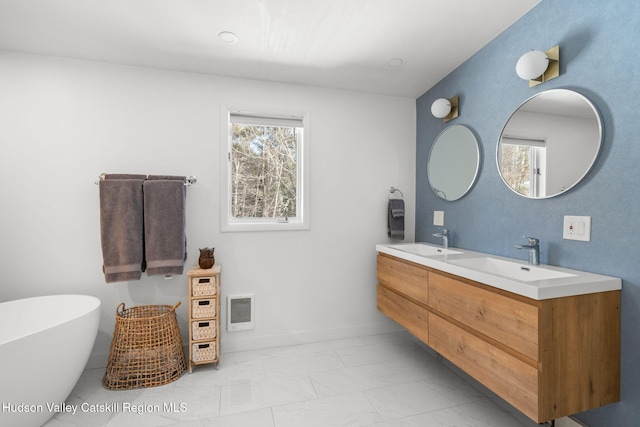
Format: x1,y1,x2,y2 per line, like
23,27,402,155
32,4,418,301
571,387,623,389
95,174,197,186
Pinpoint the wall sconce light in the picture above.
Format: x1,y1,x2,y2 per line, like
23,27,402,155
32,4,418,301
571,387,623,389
516,45,560,87
431,96,459,122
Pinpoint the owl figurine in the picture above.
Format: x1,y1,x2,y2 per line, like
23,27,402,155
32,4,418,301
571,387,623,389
198,247,215,269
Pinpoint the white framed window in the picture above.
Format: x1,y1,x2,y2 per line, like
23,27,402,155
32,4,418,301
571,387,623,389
221,105,310,232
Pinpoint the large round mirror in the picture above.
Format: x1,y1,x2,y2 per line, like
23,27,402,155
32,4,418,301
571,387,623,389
497,89,602,199
428,124,480,201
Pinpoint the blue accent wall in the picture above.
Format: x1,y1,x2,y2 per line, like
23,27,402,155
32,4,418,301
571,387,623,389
416,1,640,425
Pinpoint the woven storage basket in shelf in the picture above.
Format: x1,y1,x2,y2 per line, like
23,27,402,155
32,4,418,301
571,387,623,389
103,302,186,390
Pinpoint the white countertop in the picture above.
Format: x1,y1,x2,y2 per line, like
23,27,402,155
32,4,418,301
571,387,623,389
376,242,621,300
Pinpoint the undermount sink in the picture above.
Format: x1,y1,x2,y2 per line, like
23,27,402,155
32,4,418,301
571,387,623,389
391,243,463,256
449,257,576,282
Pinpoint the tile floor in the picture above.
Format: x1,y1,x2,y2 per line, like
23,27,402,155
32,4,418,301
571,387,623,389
45,331,540,426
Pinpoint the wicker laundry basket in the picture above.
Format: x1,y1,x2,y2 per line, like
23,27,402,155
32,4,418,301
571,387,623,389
103,302,187,390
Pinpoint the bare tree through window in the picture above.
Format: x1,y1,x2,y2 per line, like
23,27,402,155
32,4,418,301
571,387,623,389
501,144,531,196
231,123,299,219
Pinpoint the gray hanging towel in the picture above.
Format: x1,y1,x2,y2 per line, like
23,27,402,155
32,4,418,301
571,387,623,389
99,174,147,283
387,199,405,240
144,176,187,276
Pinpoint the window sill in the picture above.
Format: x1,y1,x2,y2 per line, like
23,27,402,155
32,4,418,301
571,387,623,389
221,221,310,233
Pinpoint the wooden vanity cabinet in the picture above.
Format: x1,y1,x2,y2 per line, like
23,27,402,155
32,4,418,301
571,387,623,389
376,254,429,344
376,253,620,423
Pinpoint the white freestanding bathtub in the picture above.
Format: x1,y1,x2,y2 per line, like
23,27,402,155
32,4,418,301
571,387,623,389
0,295,100,427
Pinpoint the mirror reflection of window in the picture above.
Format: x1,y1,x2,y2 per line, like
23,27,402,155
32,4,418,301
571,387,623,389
497,89,601,199
499,137,546,197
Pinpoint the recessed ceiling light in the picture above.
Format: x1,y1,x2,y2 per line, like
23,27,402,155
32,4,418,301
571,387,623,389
218,31,238,44
388,58,403,67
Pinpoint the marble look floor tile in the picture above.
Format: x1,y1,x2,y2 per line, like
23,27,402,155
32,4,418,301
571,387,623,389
169,381,221,420
309,361,412,397
364,379,479,421
170,408,275,427
185,359,266,387
223,345,300,364
101,407,182,427
262,350,345,379
294,336,367,354
358,330,413,346
379,350,441,382
46,369,144,426
368,399,529,427
219,374,317,415
41,333,533,427
334,339,427,367
272,392,384,427
419,364,486,402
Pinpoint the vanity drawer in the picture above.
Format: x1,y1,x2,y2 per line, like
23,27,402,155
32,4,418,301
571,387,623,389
377,254,429,306
429,273,538,361
377,284,429,345
429,313,538,421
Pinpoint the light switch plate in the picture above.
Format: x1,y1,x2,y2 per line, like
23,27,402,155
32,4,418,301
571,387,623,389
563,215,591,241
433,211,444,226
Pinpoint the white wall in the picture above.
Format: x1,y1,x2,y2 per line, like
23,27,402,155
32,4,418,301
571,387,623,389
0,52,416,367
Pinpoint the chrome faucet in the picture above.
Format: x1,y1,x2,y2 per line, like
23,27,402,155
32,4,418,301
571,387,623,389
432,228,449,250
516,237,540,266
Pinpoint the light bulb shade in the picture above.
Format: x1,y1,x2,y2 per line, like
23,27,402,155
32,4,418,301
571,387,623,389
516,50,550,80
431,98,452,119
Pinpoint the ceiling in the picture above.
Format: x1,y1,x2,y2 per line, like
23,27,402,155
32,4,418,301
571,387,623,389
0,0,541,98
521,89,598,119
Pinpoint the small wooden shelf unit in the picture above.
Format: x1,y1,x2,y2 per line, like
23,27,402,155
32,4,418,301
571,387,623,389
187,265,221,373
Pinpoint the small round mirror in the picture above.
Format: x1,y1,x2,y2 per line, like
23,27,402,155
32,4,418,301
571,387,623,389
497,89,602,198
427,124,480,201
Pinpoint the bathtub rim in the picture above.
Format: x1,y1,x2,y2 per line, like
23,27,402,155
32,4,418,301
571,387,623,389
0,294,101,346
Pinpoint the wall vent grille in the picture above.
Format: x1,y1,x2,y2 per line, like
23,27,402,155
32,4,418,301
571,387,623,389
227,294,254,331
